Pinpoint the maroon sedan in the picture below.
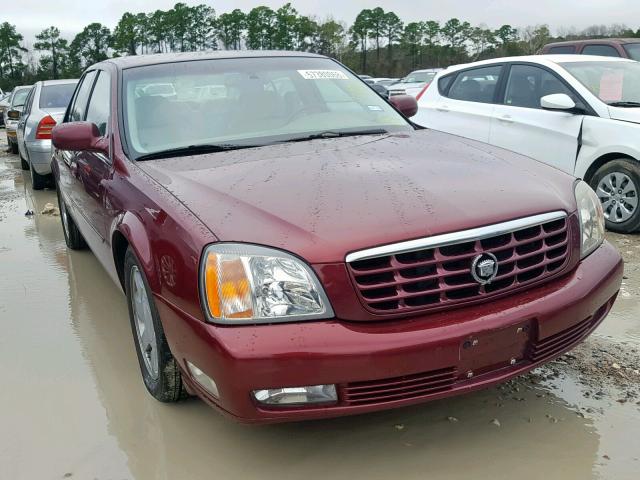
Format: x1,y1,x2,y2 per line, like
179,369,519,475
51,51,622,423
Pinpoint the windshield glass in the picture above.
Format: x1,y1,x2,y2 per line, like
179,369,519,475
12,88,31,107
623,44,640,61
401,72,436,83
560,60,640,105
122,57,411,158
40,83,77,109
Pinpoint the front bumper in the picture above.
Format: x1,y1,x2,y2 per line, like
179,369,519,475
158,241,622,423
25,140,53,175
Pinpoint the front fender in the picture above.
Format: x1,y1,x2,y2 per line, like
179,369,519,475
112,211,158,290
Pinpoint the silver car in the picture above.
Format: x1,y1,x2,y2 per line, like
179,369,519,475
16,79,78,189
5,86,33,154
388,69,443,97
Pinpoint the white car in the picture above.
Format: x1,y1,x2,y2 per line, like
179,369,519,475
388,69,442,97
414,55,640,232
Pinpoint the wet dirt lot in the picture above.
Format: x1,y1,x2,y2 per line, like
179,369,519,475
1,129,639,480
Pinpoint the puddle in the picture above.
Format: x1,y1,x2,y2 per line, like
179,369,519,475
1,131,639,480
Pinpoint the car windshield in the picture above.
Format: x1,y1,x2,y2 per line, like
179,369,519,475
401,72,436,83
122,56,411,159
560,60,640,105
40,83,77,109
12,88,31,107
623,43,640,61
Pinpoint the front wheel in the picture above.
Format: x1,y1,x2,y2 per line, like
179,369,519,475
124,247,187,403
9,140,18,154
57,189,87,250
590,159,640,233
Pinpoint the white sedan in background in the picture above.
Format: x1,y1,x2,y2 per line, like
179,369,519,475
388,69,442,97
414,55,640,232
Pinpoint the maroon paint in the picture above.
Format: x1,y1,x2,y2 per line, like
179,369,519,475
51,53,622,423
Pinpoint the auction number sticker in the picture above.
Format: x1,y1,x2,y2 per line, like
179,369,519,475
298,69,349,80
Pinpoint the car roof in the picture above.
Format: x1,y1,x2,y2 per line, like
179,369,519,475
39,79,79,86
442,54,634,74
545,38,639,47
98,50,326,70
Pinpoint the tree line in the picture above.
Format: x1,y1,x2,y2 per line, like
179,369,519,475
1,2,639,91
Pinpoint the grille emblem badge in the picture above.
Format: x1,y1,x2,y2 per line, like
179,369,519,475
471,253,499,285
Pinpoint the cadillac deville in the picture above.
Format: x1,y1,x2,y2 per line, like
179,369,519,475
51,51,622,423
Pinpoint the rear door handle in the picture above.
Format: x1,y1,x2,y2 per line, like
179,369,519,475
498,115,514,124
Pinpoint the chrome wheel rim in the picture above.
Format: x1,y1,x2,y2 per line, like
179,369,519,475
130,266,159,379
60,199,70,236
596,172,638,223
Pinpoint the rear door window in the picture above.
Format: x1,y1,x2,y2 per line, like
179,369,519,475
582,45,621,57
548,46,576,54
447,66,503,103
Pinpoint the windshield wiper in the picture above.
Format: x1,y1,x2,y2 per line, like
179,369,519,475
276,129,388,144
607,101,640,108
135,143,259,161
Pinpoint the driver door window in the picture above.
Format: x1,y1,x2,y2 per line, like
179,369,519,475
504,65,575,109
69,71,97,122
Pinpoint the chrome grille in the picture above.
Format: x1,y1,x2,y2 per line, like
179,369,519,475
347,212,571,314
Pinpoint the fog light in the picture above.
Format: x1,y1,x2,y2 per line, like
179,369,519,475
186,361,219,398
253,385,337,406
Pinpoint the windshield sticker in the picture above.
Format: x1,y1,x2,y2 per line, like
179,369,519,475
599,71,624,102
367,105,383,111
298,70,349,80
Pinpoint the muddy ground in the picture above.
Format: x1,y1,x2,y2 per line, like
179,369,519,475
1,129,639,480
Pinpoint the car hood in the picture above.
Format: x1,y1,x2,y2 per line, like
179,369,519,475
138,130,577,264
608,106,640,124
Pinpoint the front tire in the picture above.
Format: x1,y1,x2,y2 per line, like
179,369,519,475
124,247,187,402
57,189,87,250
9,140,18,154
590,159,640,233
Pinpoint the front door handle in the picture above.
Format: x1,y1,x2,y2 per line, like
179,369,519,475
436,105,450,112
498,115,514,124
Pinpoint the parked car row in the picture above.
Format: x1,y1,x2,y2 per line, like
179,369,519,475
34,51,620,424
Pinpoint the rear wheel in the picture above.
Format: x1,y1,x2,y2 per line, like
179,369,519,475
19,152,29,171
124,247,187,402
590,159,640,233
57,189,87,250
29,160,48,190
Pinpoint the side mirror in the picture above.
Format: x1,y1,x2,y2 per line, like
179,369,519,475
389,94,418,118
6,109,20,120
541,93,576,112
52,122,107,152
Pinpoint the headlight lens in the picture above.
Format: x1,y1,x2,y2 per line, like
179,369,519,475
201,243,333,324
575,180,605,258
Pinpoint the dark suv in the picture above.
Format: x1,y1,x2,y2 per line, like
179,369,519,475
542,38,640,60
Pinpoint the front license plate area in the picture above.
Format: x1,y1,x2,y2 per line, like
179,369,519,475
458,320,532,379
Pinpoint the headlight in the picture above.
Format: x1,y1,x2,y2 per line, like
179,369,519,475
200,243,334,324
575,180,605,258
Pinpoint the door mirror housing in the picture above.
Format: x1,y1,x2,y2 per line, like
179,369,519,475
540,93,577,112
52,122,107,153
389,94,418,118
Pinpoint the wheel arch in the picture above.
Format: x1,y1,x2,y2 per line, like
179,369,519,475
112,212,157,291
583,152,638,184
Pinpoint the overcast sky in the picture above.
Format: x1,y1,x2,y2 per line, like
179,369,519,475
4,0,640,46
